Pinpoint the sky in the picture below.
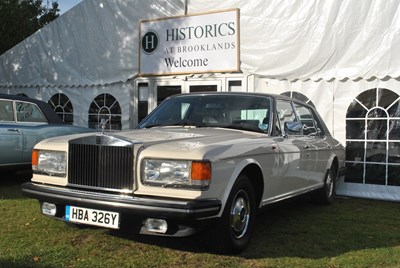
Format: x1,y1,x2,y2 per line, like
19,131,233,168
56,0,83,14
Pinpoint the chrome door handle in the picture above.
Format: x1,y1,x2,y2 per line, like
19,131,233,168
7,128,20,133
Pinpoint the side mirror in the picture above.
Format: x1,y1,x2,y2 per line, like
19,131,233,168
284,121,302,136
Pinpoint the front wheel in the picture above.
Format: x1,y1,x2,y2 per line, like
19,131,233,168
208,174,256,254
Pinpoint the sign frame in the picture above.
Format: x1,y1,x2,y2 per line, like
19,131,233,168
139,8,240,76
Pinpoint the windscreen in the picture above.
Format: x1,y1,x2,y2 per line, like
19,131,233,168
137,94,272,134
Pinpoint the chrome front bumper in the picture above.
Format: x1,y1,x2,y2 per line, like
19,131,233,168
21,182,221,220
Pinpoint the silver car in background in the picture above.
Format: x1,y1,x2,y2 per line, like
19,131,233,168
0,94,93,171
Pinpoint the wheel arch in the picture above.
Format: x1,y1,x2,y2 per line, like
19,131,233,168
328,155,339,179
239,163,264,209
219,159,264,215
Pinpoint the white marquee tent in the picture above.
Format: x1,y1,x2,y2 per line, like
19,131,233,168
1,0,400,201
2,0,400,85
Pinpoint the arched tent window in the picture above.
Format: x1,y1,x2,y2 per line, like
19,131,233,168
48,93,74,124
281,91,315,107
88,93,122,130
345,88,400,186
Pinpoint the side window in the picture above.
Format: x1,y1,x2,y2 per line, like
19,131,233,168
294,103,320,136
276,100,301,136
0,100,14,121
16,101,47,123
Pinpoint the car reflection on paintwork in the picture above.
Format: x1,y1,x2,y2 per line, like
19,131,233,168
0,94,94,171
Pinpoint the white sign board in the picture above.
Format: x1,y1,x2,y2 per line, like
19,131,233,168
139,9,240,76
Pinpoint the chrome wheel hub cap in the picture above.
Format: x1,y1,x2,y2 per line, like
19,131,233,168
230,190,250,239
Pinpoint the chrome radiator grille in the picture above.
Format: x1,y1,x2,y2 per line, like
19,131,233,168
68,143,134,191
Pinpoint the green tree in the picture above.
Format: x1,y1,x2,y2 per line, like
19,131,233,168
0,0,59,55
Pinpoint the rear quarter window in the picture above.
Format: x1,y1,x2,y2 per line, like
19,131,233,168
16,101,48,123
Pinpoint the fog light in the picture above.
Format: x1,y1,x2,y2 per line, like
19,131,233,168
143,218,168,233
42,202,57,216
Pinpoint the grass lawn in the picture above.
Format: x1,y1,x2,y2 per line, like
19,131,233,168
1,172,400,267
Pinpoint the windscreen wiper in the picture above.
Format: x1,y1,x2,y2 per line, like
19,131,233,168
144,121,208,129
181,120,208,127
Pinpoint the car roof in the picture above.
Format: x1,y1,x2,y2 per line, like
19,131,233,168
168,91,311,106
0,93,64,124
170,91,278,98
165,91,330,135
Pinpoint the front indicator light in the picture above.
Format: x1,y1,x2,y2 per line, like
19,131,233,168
191,161,211,187
32,149,39,170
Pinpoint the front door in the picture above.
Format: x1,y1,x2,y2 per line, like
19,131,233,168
274,99,311,198
0,99,23,165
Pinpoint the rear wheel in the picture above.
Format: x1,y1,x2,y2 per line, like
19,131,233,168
312,168,336,205
208,174,256,254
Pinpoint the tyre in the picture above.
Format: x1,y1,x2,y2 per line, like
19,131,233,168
208,174,256,254
312,168,336,205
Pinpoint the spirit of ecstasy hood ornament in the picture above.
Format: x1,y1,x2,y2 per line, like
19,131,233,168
100,118,108,134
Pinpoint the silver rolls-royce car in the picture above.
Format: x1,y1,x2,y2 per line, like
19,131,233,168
22,92,345,254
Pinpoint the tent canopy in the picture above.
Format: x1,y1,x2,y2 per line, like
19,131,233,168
0,0,185,87
188,0,400,82
1,0,400,87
